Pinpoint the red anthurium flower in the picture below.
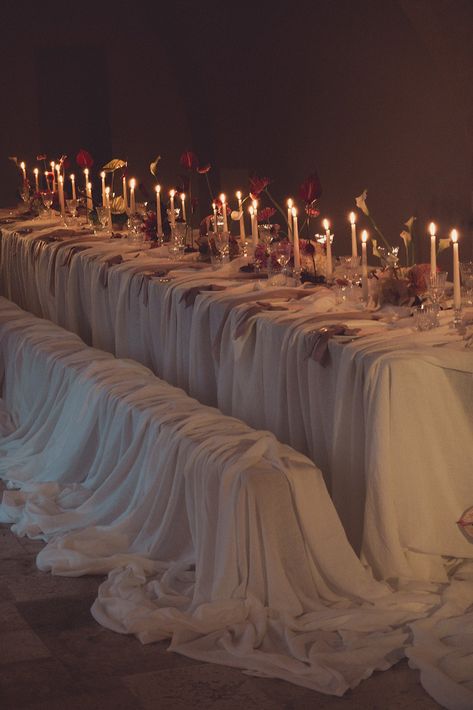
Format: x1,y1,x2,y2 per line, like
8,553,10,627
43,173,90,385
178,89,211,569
180,151,199,171
76,149,94,169
249,175,271,199
299,172,322,204
197,163,211,174
61,157,71,170
305,204,320,218
300,239,315,257
257,206,276,223
36,154,47,161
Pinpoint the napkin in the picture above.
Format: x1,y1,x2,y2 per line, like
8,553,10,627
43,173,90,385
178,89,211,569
306,324,361,366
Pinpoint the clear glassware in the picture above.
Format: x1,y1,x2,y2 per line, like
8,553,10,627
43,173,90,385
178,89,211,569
41,191,54,216
66,198,78,219
425,271,448,306
96,206,112,236
271,240,292,284
460,261,473,306
413,304,439,331
257,224,272,249
128,213,144,243
214,231,230,260
169,223,186,259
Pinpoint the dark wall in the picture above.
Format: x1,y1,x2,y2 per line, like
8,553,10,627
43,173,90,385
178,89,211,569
1,0,472,260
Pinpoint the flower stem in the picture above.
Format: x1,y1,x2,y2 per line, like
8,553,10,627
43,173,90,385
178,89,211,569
264,188,288,226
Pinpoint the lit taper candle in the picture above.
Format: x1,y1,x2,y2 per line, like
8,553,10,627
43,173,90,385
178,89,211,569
236,191,245,241
70,174,76,200
323,218,333,279
349,212,357,258
220,193,228,232
429,222,437,277
451,229,461,311
129,179,136,214
287,199,293,242
181,193,187,222
20,161,27,183
33,168,39,192
249,205,258,247
100,171,106,206
169,189,176,228
291,207,300,270
361,230,369,302
155,185,163,236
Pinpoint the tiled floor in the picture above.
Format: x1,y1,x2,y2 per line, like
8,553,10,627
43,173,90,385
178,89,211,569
0,487,442,709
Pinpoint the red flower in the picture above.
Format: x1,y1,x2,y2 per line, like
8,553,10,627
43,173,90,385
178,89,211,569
197,163,211,174
305,204,320,218
300,239,315,257
76,149,94,169
36,154,47,161
249,175,271,199
257,206,276,223
180,151,199,170
299,172,322,204
408,263,433,294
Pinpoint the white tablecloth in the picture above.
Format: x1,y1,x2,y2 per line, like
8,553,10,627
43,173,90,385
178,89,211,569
1,221,472,584
0,297,472,708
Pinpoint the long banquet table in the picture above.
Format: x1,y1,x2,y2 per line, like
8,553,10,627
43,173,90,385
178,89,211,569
1,214,472,583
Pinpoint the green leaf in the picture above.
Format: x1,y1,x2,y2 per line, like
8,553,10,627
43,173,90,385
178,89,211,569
102,159,127,173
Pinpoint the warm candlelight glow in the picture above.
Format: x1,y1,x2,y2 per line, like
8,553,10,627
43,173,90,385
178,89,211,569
20,161,25,170
323,218,330,231
252,199,258,210
155,184,161,194
169,189,175,197
212,202,217,212
287,198,293,209
291,206,297,218
180,192,186,201
55,165,61,174
105,186,110,196
451,229,458,243
100,171,106,179
84,168,89,177
361,230,369,243
236,191,242,200
33,168,38,175
249,205,254,216
70,174,75,181
349,212,356,224
58,175,63,185
130,179,136,190
220,193,226,203
429,222,436,237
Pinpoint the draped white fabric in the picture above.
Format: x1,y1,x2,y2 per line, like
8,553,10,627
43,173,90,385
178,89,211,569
1,223,472,583
0,298,472,707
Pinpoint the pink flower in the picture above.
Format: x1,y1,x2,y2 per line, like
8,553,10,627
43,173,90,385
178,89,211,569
299,172,322,204
197,163,211,174
76,149,94,169
180,151,199,170
257,207,276,223
249,175,271,199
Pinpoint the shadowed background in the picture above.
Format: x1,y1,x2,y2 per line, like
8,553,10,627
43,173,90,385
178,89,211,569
0,0,471,260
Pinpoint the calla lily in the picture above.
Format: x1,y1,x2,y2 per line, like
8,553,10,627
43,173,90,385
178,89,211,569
400,229,412,247
149,155,161,177
372,238,381,258
249,175,271,199
299,172,322,204
404,216,416,231
438,238,451,254
355,189,369,216
230,210,242,221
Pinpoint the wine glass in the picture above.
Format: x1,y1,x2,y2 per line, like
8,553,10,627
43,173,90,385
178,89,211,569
214,230,230,263
425,271,448,306
66,198,78,220
271,240,292,284
96,206,111,236
41,191,54,217
460,261,473,306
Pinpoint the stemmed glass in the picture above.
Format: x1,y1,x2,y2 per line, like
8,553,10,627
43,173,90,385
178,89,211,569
460,261,473,306
41,191,54,217
96,206,112,237
424,271,448,306
214,231,230,265
66,198,78,222
271,240,292,284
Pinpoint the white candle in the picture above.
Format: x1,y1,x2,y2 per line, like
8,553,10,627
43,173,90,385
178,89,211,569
349,212,357,258
323,218,333,279
291,207,300,270
44,171,50,192
155,185,162,235
169,189,176,228
33,168,39,192
100,172,106,206
429,222,437,277
361,230,369,302
249,206,258,247
84,168,89,192
212,202,218,232
86,181,93,213
105,187,112,232
70,174,76,200
56,164,62,184
252,199,258,239
129,179,136,214
50,162,56,192
220,193,228,232
236,191,245,241
122,175,128,212
287,199,293,242
20,161,26,183
181,193,187,222
58,175,66,218
451,229,461,310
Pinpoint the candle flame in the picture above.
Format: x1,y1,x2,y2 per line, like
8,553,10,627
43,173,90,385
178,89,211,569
20,161,25,170
249,205,254,216
55,165,61,174
323,218,330,231
130,179,136,190
100,171,106,179
236,191,242,200
105,186,110,195
451,229,458,243
287,198,293,209
70,174,75,181
155,184,161,193
58,175,63,184
291,207,297,218
87,182,92,190
349,212,356,224
252,199,258,210
84,168,89,175
220,193,226,204
33,168,38,175
429,222,436,236
361,230,368,243
180,193,186,200
212,202,216,211
50,162,55,169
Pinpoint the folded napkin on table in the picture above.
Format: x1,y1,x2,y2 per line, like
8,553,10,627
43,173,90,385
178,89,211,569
181,284,228,307
306,324,361,366
98,255,124,288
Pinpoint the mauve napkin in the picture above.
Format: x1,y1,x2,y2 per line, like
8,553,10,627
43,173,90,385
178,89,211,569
306,324,361,366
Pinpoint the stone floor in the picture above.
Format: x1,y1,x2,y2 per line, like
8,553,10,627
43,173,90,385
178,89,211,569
0,489,442,709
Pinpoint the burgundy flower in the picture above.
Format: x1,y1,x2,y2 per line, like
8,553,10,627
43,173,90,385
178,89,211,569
180,151,199,171
76,149,94,169
408,263,433,294
257,206,276,223
36,154,47,161
249,175,271,199
300,239,315,257
197,163,211,174
299,172,322,204
305,204,320,218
